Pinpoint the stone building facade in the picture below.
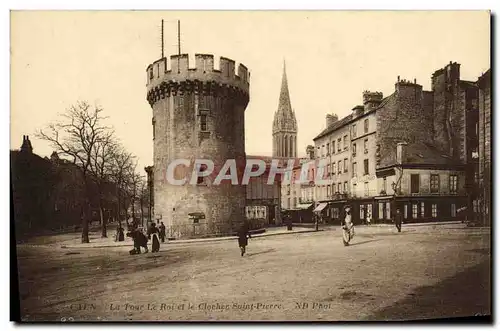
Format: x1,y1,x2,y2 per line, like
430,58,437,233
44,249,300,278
477,69,491,225
309,61,485,225
245,155,283,227
146,54,250,238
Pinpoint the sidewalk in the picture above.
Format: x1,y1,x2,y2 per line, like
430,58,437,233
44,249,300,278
60,226,323,249
54,220,467,249
364,220,464,227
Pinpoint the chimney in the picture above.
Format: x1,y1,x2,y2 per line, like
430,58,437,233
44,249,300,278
363,91,384,111
352,105,364,118
306,145,315,160
326,114,338,127
396,142,407,164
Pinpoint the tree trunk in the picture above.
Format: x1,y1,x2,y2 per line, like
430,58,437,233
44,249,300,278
81,203,90,243
81,175,92,243
100,199,107,238
140,197,144,228
131,198,136,226
116,183,121,223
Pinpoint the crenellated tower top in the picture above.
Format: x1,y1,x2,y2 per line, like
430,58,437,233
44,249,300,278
146,54,250,107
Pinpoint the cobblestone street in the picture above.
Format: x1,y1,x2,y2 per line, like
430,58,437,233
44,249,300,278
16,224,490,321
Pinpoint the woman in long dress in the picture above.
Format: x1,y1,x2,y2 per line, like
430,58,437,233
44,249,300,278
147,223,161,253
342,206,355,246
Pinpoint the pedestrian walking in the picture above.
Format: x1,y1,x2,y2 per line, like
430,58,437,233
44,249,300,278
159,222,166,243
366,210,372,226
342,206,355,246
115,225,125,242
237,220,251,257
147,222,161,253
395,208,402,232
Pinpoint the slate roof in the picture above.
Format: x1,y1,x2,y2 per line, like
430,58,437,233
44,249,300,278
378,141,456,169
313,114,353,141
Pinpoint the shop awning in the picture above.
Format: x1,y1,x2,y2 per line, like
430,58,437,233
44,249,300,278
313,203,328,212
296,203,313,210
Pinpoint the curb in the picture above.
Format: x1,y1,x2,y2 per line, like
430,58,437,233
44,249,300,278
59,228,324,249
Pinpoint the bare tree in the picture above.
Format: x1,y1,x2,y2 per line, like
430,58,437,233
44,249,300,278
124,162,141,228
109,144,135,228
89,130,117,238
37,101,111,243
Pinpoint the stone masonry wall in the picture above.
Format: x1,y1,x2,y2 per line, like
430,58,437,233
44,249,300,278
376,81,434,168
147,54,249,239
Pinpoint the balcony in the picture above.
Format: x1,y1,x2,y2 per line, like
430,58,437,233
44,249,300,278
327,192,349,201
299,197,314,204
350,189,379,199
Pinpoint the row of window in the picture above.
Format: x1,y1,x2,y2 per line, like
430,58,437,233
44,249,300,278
319,135,349,157
329,202,457,220
318,119,371,157
351,139,369,156
319,136,371,158
322,159,371,178
351,118,370,139
410,174,458,194
315,181,372,198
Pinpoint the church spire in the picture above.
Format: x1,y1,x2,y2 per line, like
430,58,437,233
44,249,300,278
272,59,298,158
277,59,293,117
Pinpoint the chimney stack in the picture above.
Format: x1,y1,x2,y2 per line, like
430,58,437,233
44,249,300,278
326,114,338,128
363,91,384,111
306,145,315,160
396,142,407,165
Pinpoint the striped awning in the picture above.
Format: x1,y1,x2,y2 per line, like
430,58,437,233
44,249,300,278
313,202,328,212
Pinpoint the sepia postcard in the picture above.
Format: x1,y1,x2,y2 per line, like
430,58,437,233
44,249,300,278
10,10,491,322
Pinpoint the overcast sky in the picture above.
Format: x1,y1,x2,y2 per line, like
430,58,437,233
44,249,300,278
11,11,490,172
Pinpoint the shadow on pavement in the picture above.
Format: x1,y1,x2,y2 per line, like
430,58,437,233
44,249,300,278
246,249,276,257
364,260,491,321
348,239,383,246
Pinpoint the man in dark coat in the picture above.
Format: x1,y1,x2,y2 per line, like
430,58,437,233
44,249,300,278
127,228,149,254
395,208,402,233
159,222,166,243
237,221,251,257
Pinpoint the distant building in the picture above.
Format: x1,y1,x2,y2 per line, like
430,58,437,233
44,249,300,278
245,155,285,227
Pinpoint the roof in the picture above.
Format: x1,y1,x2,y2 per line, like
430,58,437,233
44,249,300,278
459,80,477,89
313,114,353,141
378,141,456,169
313,94,393,141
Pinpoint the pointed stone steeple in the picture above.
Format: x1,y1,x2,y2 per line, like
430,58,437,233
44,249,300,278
272,60,298,158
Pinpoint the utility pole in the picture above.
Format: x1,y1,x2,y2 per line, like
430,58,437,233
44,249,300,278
178,20,181,55
161,19,164,58
177,20,181,73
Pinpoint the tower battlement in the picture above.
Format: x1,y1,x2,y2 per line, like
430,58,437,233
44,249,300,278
146,54,249,90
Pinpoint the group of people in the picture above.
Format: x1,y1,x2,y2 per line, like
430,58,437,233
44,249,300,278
125,221,167,255
120,206,404,256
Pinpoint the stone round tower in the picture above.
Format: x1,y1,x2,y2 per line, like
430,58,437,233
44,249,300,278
146,54,250,239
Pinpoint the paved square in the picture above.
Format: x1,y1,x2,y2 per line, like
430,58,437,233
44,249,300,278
16,224,490,321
